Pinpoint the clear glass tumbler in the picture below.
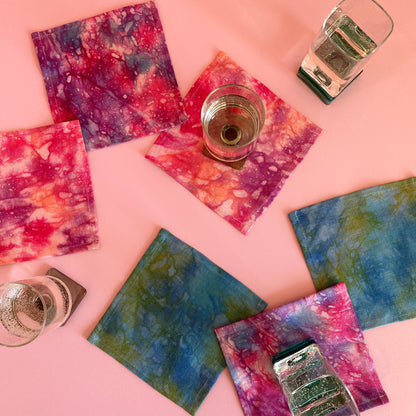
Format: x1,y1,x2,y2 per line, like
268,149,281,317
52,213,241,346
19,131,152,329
298,0,394,103
0,276,72,347
201,84,265,162
272,339,361,416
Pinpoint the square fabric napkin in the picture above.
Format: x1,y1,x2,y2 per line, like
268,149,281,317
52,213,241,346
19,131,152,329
215,283,388,416
88,229,266,415
0,120,99,265
289,177,416,330
146,52,322,234
32,1,186,151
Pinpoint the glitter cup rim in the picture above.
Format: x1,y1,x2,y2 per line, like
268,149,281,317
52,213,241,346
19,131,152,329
0,281,47,347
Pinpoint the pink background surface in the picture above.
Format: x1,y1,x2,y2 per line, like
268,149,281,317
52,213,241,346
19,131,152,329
0,1,415,415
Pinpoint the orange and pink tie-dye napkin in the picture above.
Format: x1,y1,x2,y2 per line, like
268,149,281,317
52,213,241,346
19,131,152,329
0,120,99,264
146,51,322,234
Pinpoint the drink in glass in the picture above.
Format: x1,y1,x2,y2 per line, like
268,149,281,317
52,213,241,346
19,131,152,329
201,84,265,162
298,0,393,103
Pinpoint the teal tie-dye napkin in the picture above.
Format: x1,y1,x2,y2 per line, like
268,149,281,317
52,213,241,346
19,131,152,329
289,177,416,330
88,229,267,415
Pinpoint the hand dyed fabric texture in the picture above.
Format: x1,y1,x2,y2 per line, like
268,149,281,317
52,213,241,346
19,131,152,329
0,120,99,265
88,229,266,415
146,52,322,234
289,177,416,330
32,1,186,151
215,283,388,416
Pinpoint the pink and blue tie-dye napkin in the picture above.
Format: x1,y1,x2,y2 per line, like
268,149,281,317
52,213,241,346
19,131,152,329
215,283,388,416
32,1,186,151
289,177,416,330
146,51,322,234
88,229,266,415
0,120,99,265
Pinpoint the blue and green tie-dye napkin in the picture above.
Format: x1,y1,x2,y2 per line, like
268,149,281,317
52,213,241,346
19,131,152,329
88,229,267,415
289,177,416,330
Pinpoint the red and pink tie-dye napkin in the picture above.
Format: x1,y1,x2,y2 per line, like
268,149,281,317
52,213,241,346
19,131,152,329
215,283,388,416
32,1,186,151
0,120,99,265
146,51,322,234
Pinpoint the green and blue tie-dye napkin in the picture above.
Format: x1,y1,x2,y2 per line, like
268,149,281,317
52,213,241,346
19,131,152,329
289,177,416,330
88,229,267,415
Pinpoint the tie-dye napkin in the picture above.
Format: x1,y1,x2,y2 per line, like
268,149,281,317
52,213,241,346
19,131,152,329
88,229,266,415
32,1,186,151
0,120,99,265
146,52,322,234
289,177,416,330
215,283,388,416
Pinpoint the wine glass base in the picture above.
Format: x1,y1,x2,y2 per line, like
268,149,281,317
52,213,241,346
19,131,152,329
202,145,247,170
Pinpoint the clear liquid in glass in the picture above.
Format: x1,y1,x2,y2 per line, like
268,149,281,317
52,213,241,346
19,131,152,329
300,15,377,98
202,94,261,162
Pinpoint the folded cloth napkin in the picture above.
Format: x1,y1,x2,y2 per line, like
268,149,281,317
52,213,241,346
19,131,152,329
0,120,99,265
146,51,322,235
289,177,416,330
88,229,266,415
215,283,388,416
32,1,186,151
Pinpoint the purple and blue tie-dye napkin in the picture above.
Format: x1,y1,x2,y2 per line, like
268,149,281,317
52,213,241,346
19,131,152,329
88,229,266,415
289,177,416,330
32,1,186,150
216,283,388,416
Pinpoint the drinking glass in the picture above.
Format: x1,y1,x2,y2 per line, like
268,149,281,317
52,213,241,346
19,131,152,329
272,339,360,416
0,276,72,347
201,84,265,162
298,0,394,103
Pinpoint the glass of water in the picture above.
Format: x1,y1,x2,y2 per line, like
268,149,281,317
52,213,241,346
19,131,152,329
298,0,394,103
0,276,72,347
272,339,361,416
201,84,265,162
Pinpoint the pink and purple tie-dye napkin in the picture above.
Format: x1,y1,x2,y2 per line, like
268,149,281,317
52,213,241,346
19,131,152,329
215,283,388,416
32,1,186,151
146,51,322,234
0,120,99,265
